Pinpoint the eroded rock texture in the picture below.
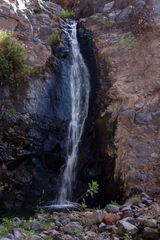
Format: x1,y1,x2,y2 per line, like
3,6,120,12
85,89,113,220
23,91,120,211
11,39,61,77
0,0,69,214
82,0,160,200
0,0,160,215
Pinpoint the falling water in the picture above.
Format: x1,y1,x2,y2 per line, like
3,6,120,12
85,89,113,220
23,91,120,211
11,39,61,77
57,21,90,205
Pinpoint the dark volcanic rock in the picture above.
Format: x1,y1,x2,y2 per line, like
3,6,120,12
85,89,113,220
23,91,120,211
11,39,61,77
0,0,70,215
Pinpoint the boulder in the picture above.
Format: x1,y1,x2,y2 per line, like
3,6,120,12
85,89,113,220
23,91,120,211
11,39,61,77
136,218,157,228
63,222,83,235
31,221,43,231
84,211,105,227
142,227,159,239
117,220,138,236
103,212,120,225
105,204,120,213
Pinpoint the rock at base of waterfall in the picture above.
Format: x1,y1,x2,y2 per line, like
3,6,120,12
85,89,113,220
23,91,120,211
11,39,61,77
103,212,121,225
84,211,105,227
117,220,138,236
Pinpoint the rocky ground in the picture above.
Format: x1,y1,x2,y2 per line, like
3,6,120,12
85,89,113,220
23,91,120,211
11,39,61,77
0,192,160,240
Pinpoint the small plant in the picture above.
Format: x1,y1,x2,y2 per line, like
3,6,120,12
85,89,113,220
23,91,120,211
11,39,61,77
0,217,13,237
90,14,99,21
79,180,99,210
103,18,111,31
111,200,119,206
120,33,137,50
0,181,8,191
132,195,141,206
48,31,61,46
122,233,133,240
21,220,31,231
42,220,55,229
75,228,84,237
87,181,99,198
81,200,87,210
0,226,8,237
0,31,30,83
24,229,35,239
60,9,75,19
35,205,44,214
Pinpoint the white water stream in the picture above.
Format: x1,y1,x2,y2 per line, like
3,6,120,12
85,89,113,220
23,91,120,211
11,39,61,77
57,21,90,205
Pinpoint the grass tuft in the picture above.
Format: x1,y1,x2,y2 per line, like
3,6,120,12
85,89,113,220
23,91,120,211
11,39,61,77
60,9,75,19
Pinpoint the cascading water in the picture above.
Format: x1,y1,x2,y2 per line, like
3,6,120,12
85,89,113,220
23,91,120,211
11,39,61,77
46,21,90,209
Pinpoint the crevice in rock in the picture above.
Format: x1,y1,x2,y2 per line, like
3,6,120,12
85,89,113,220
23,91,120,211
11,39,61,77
73,23,121,207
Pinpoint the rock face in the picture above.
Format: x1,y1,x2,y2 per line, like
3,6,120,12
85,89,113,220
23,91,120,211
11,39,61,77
0,0,71,214
0,0,160,215
81,0,160,201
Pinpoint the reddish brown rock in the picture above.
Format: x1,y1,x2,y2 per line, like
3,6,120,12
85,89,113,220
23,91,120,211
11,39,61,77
82,0,160,201
103,212,120,225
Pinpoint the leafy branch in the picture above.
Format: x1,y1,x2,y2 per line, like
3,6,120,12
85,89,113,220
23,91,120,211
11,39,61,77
77,180,99,210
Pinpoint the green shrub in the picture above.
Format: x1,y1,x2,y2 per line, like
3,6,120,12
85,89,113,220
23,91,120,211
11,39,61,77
0,56,10,79
0,226,8,237
120,33,137,50
0,31,29,82
60,9,75,19
48,31,61,46
0,217,13,237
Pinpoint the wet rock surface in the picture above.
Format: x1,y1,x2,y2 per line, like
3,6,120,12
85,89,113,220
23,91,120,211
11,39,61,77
0,0,69,214
0,193,159,240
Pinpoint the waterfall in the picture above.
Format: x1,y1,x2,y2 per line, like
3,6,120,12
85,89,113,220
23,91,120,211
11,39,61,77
57,21,90,204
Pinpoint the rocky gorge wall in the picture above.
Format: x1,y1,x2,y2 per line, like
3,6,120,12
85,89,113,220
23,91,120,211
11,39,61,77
0,0,160,217
0,0,71,215
0,0,112,214
78,0,160,201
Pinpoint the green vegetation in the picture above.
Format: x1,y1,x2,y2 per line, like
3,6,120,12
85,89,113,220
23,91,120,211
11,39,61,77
132,195,141,206
103,18,111,31
90,14,99,21
80,180,99,210
24,229,35,239
0,216,56,238
35,205,44,214
0,31,30,83
48,31,61,46
122,233,133,240
60,9,75,19
0,181,8,191
0,218,13,237
120,33,137,50
0,226,9,237
111,200,119,206
75,228,84,237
